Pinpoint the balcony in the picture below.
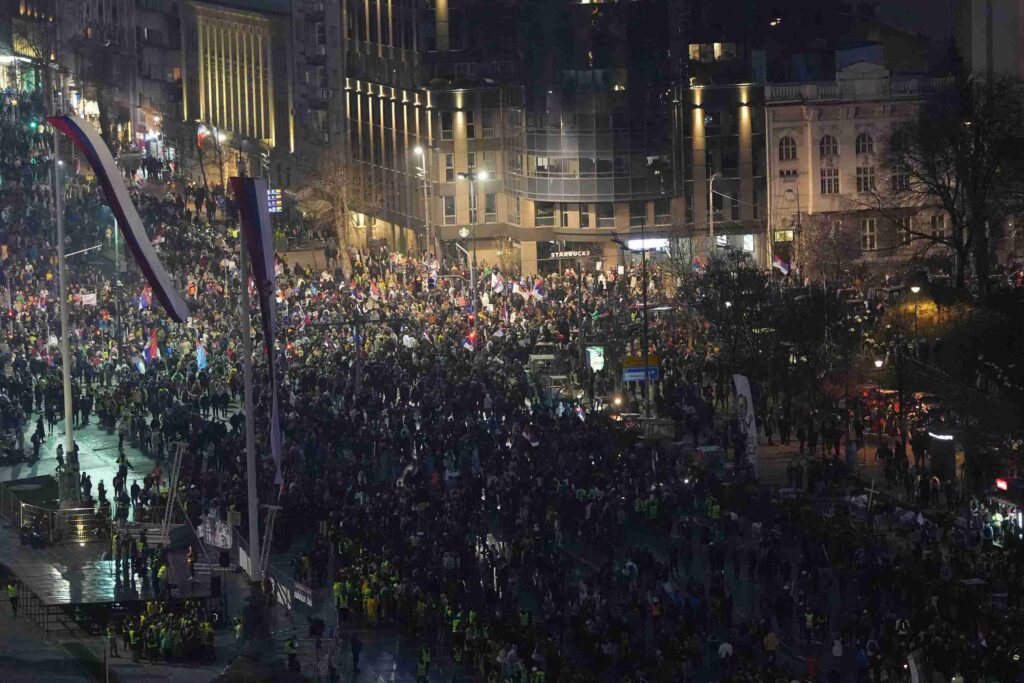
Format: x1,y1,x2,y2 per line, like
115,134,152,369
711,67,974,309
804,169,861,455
766,76,952,104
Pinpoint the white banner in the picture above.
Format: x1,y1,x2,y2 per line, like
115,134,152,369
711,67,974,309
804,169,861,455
199,515,233,549
80,292,97,306
732,374,758,476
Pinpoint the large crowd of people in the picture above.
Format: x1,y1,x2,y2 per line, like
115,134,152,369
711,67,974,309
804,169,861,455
0,90,1022,682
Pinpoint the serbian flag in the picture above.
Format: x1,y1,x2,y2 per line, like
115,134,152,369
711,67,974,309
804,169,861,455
512,282,530,301
772,254,791,275
196,340,208,371
138,285,153,309
47,115,189,322
143,329,160,363
369,281,381,300
491,272,504,293
532,280,547,300
231,176,283,485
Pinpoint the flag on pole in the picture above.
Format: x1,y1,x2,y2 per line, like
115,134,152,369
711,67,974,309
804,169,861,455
369,280,381,300
47,115,189,322
531,280,547,300
138,285,153,309
142,329,160,363
231,176,284,485
772,254,791,275
196,340,208,371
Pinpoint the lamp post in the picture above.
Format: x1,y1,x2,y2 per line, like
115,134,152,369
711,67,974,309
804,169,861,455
413,145,433,257
875,332,909,457
910,284,920,352
708,171,721,255
457,170,487,335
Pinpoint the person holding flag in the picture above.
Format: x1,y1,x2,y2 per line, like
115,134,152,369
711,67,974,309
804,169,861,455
142,329,160,364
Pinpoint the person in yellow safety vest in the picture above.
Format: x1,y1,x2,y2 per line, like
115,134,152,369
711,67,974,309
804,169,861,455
533,668,546,683
416,646,431,682
7,580,17,617
129,625,141,662
234,618,243,647
107,623,120,657
156,562,167,596
284,635,299,671
646,496,659,521
706,496,721,520
519,608,531,627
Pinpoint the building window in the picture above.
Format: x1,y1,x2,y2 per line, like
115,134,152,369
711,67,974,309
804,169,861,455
561,202,571,227
654,198,671,225
897,217,913,246
441,111,454,140
730,194,740,221
467,152,476,173
535,156,550,174
779,169,798,179
861,218,877,251
892,165,910,192
510,196,521,225
856,166,876,193
819,134,838,159
465,110,475,139
469,190,478,224
485,193,496,223
445,153,455,182
580,203,592,228
774,229,795,242
778,136,797,161
629,201,646,228
481,110,495,138
743,234,754,252
931,214,946,239
596,202,615,228
855,133,874,155
820,168,840,195
535,202,555,227
443,195,456,225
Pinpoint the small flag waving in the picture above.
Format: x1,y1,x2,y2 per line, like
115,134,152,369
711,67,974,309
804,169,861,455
142,329,160,363
772,254,791,275
491,272,504,293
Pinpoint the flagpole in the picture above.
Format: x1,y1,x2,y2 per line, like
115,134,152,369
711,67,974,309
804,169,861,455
53,103,79,507
238,226,261,581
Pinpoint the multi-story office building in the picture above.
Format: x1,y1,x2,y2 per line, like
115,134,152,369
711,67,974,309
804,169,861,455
136,0,183,158
766,62,950,272
956,0,1024,79
179,0,293,181
340,0,689,273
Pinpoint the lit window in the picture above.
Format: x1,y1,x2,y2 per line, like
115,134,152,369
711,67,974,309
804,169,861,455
440,111,453,140
931,214,946,239
535,202,555,227
443,195,456,225
485,193,496,223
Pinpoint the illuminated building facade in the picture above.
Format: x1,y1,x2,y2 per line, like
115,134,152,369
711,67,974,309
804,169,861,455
180,0,292,179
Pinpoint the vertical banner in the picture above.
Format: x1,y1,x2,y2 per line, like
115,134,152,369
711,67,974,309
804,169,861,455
732,374,759,476
47,115,189,322
231,176,283,485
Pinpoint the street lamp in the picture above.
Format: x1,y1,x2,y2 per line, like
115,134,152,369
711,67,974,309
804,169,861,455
413,145,433,258
874,358,884,369
457,170,488,334
708,172,722,254
910,284,920,347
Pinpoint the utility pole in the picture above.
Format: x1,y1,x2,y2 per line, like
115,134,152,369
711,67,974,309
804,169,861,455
238,227,261,581
53,97,79,507
640,219,651,419
457,170,487,335
709,171,721,255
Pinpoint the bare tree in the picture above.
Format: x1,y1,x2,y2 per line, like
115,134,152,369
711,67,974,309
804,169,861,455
880,71,1024,295
307,147,382,277
796,213,862,283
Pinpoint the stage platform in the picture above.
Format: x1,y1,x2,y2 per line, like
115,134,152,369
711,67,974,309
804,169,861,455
0,522,216,634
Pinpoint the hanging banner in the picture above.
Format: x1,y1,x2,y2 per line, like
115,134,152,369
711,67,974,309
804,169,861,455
47,115,189,322
732,374,758,476
231,176,283,485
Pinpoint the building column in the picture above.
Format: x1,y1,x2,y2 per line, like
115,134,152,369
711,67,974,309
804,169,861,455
520,239,538,277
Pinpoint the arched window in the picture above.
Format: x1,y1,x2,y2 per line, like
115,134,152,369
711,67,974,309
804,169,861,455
778,136,797,161
820,135,839,158
855,133,874,155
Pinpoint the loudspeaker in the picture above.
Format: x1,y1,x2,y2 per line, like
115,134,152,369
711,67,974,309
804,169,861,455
219,549,230,568
210,575,222,598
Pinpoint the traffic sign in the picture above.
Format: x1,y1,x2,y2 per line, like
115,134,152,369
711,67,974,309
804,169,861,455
623,366,659,382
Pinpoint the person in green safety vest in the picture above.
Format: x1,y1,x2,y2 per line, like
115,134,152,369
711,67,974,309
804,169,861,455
7,580,17,617
284,634,300,671
129,624,141,662
234,617,243,647
416,646,431,682
107,622,120,658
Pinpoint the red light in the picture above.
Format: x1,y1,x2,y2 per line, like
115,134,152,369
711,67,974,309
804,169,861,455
996,478,1009,491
